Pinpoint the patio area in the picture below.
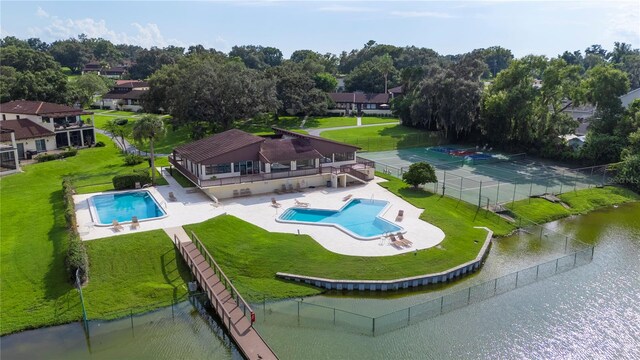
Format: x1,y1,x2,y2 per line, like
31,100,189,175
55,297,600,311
76,168,445,256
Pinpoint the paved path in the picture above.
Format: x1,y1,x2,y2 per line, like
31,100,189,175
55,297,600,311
166,227,278,360
95,128,169,157
306,121,400,137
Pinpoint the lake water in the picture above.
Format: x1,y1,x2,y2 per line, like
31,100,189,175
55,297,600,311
3,203,639,359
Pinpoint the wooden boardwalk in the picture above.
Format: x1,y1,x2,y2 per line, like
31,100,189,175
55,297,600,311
165,227,278,360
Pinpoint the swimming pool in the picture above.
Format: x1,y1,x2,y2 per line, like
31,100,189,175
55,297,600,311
277,199,403,240
89,190,167,226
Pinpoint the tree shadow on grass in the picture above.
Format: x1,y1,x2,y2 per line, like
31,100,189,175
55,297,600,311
44,190,77,307
160,247,193,304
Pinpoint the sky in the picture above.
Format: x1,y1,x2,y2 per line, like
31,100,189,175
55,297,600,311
1,1,639,58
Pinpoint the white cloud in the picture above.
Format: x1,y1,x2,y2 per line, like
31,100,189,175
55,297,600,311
317,5,378,13
605,2,640,45
390,10,455,19
30,13,183,48
36,7,50,18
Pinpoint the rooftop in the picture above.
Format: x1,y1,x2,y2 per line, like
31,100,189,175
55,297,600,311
0,100,92,117
0,119,54,141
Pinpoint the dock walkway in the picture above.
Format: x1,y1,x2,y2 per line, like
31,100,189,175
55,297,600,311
164,227,278,360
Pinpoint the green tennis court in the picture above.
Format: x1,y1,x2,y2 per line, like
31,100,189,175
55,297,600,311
359,147,612,207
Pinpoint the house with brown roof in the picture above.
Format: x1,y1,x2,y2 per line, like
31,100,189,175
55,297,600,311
81,63,128,79
0,128,21,175
327,92,396,116
169,127,375,201
96,80,149,111
0,101,96,159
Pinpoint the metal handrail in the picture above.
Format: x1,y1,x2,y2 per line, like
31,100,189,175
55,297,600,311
173,234,237,329
189,232,255,324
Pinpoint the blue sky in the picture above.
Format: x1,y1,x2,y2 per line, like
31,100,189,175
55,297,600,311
1,1,638,58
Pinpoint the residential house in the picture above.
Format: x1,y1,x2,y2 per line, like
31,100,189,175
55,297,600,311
561,134,586,149
81,63,128,79
0,101,95,159
620,88,640,108
0,128,21,175
327,92,393,116
96,80,149,111
169,127,375,201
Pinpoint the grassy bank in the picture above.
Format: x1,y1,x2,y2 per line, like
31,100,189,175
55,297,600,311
320,124,442,152
185,174,515,301
0,134,169,334
82,231,191,319
506,186,639,224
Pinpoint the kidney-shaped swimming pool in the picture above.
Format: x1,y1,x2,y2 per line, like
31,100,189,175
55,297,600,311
277,198,403,240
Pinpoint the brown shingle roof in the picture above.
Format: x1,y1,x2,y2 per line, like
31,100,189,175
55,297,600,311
328,92,390,104
115,80,149,88
271,127,360,153
259,138,323,163
102,89,148,100
0,100,92,117
174,129,265,163
0,119,54,141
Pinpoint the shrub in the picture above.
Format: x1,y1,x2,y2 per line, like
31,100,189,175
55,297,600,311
115,118,129,126
112,172,151,190
35,148,78,162
94,141,106,147
61,178,89,284
123,153,145,166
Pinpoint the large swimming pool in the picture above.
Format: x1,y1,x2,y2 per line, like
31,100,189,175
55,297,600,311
278,198,403,239
89,190,167,226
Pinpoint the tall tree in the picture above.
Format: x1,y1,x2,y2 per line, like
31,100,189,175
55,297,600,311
373,54,395,93
69,73,112,107
132,115,165,185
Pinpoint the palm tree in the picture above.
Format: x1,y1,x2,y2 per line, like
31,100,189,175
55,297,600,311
132,115,165,185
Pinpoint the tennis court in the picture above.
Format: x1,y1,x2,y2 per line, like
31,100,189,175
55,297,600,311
359,146,612,208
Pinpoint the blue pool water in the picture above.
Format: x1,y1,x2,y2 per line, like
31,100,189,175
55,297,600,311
90,190,166,225
278,199,402,239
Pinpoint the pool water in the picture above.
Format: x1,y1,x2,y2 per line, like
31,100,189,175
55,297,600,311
90,190,166,225
278,198,402,239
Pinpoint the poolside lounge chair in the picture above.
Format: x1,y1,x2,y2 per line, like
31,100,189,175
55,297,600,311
168,192,178,202
295,199,309,208
397,233,412,246
281,184,288,193
388,234,406,249
295,183,303,192
395,210,404,222
131,216,140,230
271,198,282,208
112,220,124,232
287,184,295,193
342,194,353,201
135,182,141,189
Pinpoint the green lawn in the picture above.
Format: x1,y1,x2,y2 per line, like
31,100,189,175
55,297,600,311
82,231,191,319
360,116,400,125
304,116,356,128
0,134,170,334
185,174,515,301
506,186,639,224
320,124,443,152
166,167,196,188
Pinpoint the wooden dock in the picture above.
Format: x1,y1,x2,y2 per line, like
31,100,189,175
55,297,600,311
165,227,278,360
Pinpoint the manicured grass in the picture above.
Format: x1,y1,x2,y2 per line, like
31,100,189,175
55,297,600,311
237,116,302,134
185,174,515,301
304,116,356,128
320,124,443,152
83,231,191,319
166,167,196,188
0,134,171,334
360,116,400,125
506,186,639,224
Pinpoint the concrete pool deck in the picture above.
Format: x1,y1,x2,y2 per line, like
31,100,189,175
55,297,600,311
75,169,445,256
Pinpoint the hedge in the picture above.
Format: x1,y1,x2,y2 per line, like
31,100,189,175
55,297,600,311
112,171,151,190
36,149,78,163
62,177,89,284
123,153,145,166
